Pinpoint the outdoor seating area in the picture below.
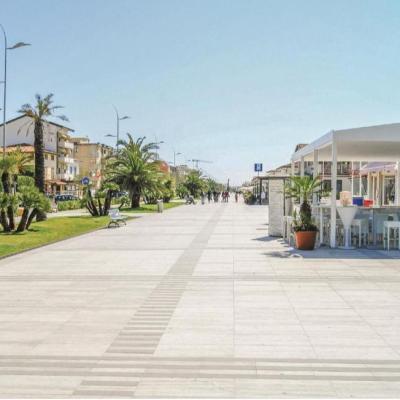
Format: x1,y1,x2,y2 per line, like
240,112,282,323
288,123,400,250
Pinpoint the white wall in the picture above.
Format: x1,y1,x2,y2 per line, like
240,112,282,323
268,179,285,236
0,116,60,153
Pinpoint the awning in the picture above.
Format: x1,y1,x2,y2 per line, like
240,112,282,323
291,123,400,162
360,162,397,174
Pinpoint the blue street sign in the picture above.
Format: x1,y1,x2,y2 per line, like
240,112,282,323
254,163,263,172
81,177,90,185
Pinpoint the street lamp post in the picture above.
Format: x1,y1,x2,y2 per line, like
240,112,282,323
154,140,164,161
0,24,30,158
173,150,181,167
113,105,129,152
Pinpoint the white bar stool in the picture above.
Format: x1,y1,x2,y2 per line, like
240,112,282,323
351,218,369,247
383,221,400,250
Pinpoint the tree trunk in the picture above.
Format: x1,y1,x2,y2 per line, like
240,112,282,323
26,208,38,230
16,208,29,232
104,191,112,214
1,172,10,194
87,190,99,216
6,206,15,231
0,209,10,232
34,120,47,221
131,193,140,208
97,198,103,216
1,172,13,230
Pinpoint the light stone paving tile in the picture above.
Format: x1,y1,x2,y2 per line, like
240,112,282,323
134,378,235,398
1,203,400,397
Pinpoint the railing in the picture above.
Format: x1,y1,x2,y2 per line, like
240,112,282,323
59,140,74,150
58,155,76,164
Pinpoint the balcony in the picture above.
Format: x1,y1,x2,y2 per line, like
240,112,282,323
59,140,74,150
58,154,75,164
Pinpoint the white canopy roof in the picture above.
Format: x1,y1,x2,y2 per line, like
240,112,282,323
291,123,400,162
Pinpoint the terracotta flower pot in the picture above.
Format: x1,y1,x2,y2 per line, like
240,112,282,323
295,231,317,250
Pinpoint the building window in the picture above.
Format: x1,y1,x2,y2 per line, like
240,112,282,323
51,155,55,161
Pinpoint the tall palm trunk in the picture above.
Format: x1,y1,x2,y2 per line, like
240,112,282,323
16,208,30,232
0,209,10,232
33,120,47,221
25,208,38,230
1,171,14,230
131,192,140,208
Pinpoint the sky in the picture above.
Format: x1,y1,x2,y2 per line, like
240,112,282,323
2,0,400,185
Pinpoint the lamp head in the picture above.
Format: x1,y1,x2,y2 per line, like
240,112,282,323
8,42,31,50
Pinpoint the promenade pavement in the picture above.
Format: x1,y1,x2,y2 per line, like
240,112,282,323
0,202,400,397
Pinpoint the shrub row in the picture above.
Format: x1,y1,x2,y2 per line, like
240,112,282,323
57,200,83,211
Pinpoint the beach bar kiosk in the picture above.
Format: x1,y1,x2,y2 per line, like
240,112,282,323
290,123,400,248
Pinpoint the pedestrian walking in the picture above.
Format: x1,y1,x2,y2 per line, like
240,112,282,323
201,192,206,205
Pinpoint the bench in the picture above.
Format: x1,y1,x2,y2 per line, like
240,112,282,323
108,208,128,228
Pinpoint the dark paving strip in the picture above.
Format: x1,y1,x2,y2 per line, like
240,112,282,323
3,354,400,365
3,361,400,373
73,389,134,397
2,369,400,382
72,206,225,396
81,380,139,387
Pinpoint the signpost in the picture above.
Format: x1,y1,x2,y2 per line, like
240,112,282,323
254,163,263,173
254,163,263,204
81,177,90,185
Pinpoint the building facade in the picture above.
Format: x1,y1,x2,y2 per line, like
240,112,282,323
73,138,113,189
1,115,80,195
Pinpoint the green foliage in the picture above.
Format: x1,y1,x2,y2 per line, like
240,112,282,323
285,176,324,232
19,94,67,199
176,182,189,199
161,176,175,203
15,176,51,232
243,190,256,205
206,178,224,193
183,171,206,198
56,200,83,211
106,134,164,208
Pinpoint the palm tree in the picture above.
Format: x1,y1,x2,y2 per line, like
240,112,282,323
106,135,161,208
0,148,32,230
18,94,67,220
184,170,206,198
285,176,323,231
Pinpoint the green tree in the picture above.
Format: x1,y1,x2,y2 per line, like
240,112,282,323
176,182,189,199
285,176,324,232
15,176,50,232
106,135,162,208
0,149,32,230
84,182,117,216
183,171,206,198
18,94,67,220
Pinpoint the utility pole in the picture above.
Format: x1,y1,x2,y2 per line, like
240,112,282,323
0,24,30,158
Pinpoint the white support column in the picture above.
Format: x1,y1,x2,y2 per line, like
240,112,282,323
330,140,337,248
396,162,400,206
351,161,354,196
359,161,362,196
367,172,371,199
313,149,318,204
300,157,305,177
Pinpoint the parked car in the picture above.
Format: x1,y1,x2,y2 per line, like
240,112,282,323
54,194,79,202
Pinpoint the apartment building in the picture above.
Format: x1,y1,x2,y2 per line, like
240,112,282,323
72,137,113,189
0,115,80,195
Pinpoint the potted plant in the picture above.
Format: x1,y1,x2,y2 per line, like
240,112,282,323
285,176,324,250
